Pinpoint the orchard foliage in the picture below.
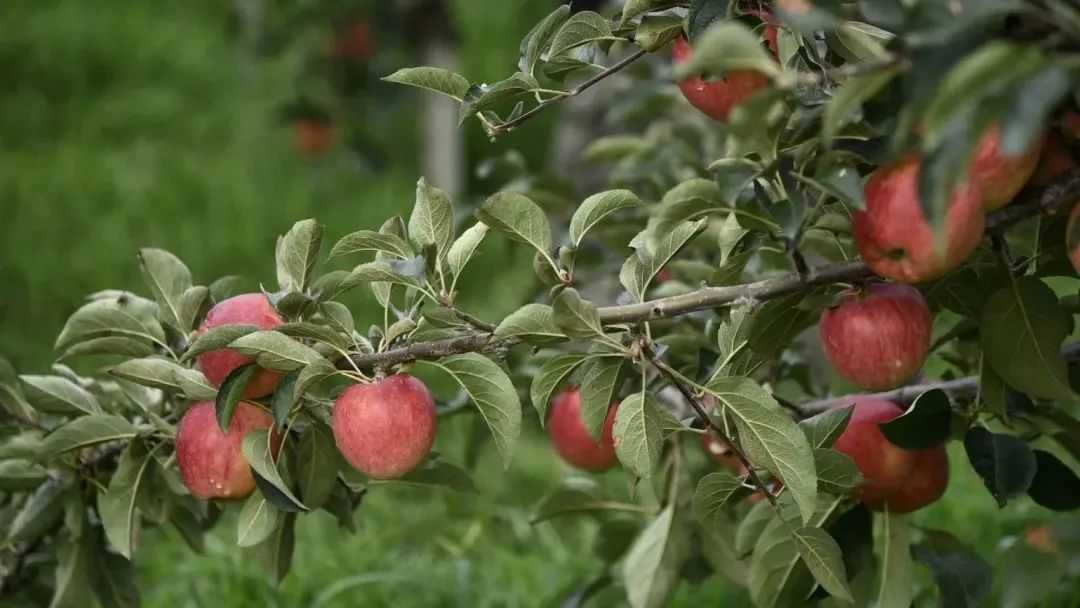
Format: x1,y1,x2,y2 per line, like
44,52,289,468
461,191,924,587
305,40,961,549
4,1,1080,606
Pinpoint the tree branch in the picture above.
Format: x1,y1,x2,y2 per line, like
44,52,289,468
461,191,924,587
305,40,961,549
343,167,1080,371
487,47,648,136
798,342,1080,415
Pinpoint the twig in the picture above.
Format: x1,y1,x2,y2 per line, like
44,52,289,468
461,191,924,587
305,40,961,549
780,53,905,88
487,47,648,136
342,167,1080,371
799,342,1080,415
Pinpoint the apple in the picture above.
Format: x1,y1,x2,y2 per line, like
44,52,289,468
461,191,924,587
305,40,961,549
671,12,778,122
819,282,932,390
176,401,281,500
1031,133,1077,187
1067,201,1080,275
293,118,337,158
333,374,437,480
1024,525,1060,554
701,429,740,468
197,293,284,399
831,398,919,501
864,444,948,513
548,388,619,471
329,18,375,61
970,126,1044,211
854,154,985,283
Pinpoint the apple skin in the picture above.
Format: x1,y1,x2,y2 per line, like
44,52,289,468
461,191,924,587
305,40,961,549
1067,202,1080,275
854,155,985,283
831,398,919,501
548,388,619,471
671,14,777,123
333,374,437,480
176,401,281,500
970,126,1044,211
865,444,949,513
701,430,740,468
197,293,284,399
819,282,932,390
293,119,336,158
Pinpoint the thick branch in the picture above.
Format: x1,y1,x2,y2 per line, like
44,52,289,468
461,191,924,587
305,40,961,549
799,342,1080,415
344,167,1080,371
487,47,648,136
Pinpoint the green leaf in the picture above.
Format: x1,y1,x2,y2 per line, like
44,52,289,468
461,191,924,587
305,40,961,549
396,460,478,492
702,377,817,523
8,480,66,542
672,22,780,79
530,354,589,423
241,430,308,511
275,219,324,293
879,389,952,450
981,277,1073,401
87,539,141,608
40,415,137,458
963,427,1036,507
228,331,324,371
383,67,469,100
21,375,102,415
237,492,281,547
1027,450,1080,511
793,527,853,602
108,357,187,391
831,22,891,62
569,189,642,247
253,511,296,583
321,302,355,337
635,15,683,52
823,67,900,142
328,230,414,260
747,293,815,356
620,220,706,303
693,471,753,529
183,324,259,360
215,363,257,432
493,303,566,344
876,513,914,608
58,336,156,361
0,431,44,461
446,222,489,279
409,177,454,260
476,191,553,260
912,537,991,608
98,441,154,559
549,11,615,58
552,288,605,338
0,459,47,491
798,405,853,449
578,356,626,442
296,423,338,509
49,530,89,608
813,448,863,495
332,260,424,298
276,321,350,351
54,294,165,354
271,370,300,428
519,5,571,74
137,248,205,333
736,499,774,556
612,392,662,478
422,353,522,468
621,505,688,608
711,305,766,379
459,72,541,123
173,368,217,401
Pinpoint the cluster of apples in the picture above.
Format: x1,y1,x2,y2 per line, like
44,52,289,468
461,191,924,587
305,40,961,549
175,293,437,500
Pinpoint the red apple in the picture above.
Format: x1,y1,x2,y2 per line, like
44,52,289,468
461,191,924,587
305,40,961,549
970,126,1044,211
293,119,337,158
831,398,919,501
671,13,778,123
1024,525,1060,554
548,388,619,471
854,154,985,283
864,444,948,513
1067,202,1080,275
701,429,740,468
1031,133,1077,187
819,282,931,390
176,401,281,500
197,293,284,399
333,374,437,480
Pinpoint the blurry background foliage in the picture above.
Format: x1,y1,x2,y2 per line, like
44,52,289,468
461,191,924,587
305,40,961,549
2,0,1080,607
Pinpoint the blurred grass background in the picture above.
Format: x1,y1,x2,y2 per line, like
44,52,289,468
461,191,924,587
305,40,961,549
1,1,1077,606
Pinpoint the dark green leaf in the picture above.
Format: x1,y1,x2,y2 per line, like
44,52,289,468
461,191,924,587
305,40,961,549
613,392,662,478
578,356,626,442
1027,450,1080,511
519,5,571,74
183,324,259,361
215,363,257,432
40,415,137,458
798,405,853,449
879,389,952,450
912,540,991,608
8,479,66,541
296,423,339,509
813,448,863,495
271,370,300,429
237,492,281,547
549,11,615,58
793,527,853,603
672,22,780,79
396,460,477,492
693,471,752,529
530,354,589,423
963,427,1036,507
98,441,154,559
242,430,308,511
